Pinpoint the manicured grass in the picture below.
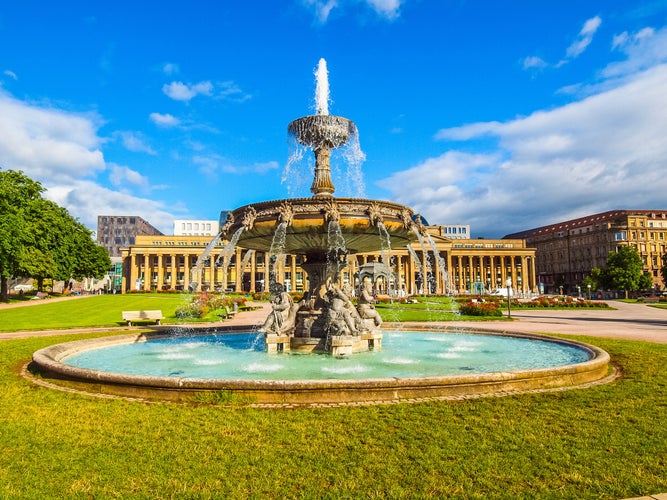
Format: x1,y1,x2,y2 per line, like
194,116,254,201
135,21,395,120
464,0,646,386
0,294,193,332
0,333,666,498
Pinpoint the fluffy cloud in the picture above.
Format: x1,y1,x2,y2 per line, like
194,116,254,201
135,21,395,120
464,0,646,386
108,164,149,189
380,62,667,237
47,180,176,233
0,90,105,182
149,112,180,127
0,90,181,233
162,81,213,101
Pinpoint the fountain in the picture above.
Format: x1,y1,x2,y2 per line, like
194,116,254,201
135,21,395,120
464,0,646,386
28,59,613,405
221,58,418,356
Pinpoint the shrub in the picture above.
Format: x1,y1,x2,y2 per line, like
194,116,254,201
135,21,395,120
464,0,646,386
459,301,503,317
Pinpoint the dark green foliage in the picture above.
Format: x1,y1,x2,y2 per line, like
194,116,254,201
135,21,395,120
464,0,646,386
0,169,110,300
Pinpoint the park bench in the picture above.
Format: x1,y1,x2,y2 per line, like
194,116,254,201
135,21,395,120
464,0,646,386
122,310,163,326
217,306,236,321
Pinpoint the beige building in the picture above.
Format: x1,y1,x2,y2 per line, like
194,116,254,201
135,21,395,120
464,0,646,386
121,225,537,296
505,210,667,294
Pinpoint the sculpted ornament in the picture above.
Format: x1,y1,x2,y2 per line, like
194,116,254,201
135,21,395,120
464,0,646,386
277,201,294,226
367,202,384,227
241,206,257,231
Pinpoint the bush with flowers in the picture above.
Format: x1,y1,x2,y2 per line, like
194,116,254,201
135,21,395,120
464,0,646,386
175,292,247,319
458,301,503,317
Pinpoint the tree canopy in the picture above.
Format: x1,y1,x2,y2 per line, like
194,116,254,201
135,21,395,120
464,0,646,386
601,245,645,297
0,169,110,301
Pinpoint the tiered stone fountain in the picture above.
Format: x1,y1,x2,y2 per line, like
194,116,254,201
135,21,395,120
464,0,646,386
221,59,417,356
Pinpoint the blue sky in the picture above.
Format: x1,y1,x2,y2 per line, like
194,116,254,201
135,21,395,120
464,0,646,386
1,1,666,238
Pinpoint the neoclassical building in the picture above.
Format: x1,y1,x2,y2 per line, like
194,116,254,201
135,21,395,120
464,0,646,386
121,225,537,296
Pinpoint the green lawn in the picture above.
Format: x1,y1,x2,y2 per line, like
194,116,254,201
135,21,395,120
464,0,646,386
0,294,192,332
0,331,666,498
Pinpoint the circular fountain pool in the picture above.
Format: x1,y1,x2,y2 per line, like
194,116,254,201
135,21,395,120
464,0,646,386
31,329,611,405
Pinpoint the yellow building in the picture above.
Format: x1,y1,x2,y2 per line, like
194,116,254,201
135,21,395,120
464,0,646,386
121,225,537,296
505,210,667,294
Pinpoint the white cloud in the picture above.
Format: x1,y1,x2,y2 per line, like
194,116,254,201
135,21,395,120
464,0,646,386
603,25,667,79
566,16,602,58
149,112,181,127
522,56,547,71
383,63,667,237
301,0,402,23
523,16,602,72
3,70,17,80
0,90,182,233
108,164,149,188
162,62,180,75
0,90,105,182
46,180,177,233
115,131,156,155
366,0,402,19
193,154,279,177
162,81,213,101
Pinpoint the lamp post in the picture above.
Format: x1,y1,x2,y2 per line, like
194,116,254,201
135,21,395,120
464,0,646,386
587,284,591,300
506,277,512,318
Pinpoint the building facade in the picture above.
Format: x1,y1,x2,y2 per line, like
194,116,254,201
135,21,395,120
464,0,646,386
173,219,219,237
505,210,667,294
121,225,537,296
97,215,163,258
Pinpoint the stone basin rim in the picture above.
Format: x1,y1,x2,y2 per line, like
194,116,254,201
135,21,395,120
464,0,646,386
30,329,612,404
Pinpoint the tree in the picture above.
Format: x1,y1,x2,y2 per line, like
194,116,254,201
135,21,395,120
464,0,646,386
582,267,602,294
0,170,45,300
601,245,644,298
662,254,667,290
639,271,654,292
0,169,110,301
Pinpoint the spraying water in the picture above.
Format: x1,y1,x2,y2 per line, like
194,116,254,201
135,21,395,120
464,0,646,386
189,231,224,290
268,222,288,288
216,227,246,285
412,227,434,294
326,220,348,277
283,58,366,198
314,58,330,115
425,233,451,295
407,244,424,295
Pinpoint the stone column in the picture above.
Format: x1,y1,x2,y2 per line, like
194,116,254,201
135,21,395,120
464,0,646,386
250,251,256,293
129,253,137,292
157,254,164,290
170,253,177,290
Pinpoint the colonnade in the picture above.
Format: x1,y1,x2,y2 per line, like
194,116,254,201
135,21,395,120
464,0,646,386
122,234,537,295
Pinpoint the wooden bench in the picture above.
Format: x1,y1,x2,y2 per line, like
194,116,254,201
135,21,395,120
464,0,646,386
122,310,163,326
217,306,236,321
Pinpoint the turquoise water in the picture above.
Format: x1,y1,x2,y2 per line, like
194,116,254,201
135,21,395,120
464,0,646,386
63,331,591,381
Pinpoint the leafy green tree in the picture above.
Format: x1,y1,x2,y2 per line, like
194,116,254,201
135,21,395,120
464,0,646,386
662,254,667,290
0,169,110,300
582,268,602,294
639,271,654,292
0,170,44,300
601,245,644,298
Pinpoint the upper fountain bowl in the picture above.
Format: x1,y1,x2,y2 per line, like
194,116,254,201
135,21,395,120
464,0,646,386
223,197,417,255
288,115,355,149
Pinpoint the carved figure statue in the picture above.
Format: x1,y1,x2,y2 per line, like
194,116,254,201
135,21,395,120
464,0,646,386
357,280,382,328
326,282,360,336
262,282,299,334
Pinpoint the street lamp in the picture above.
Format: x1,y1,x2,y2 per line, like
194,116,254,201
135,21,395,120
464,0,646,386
587,284,591,300
506,277,512,318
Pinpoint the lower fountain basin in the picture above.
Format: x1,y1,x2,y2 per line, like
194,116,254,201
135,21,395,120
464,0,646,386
30,329,611,405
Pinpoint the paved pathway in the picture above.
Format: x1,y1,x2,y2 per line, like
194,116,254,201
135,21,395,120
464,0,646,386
444,300,667,344
1,297,666,343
